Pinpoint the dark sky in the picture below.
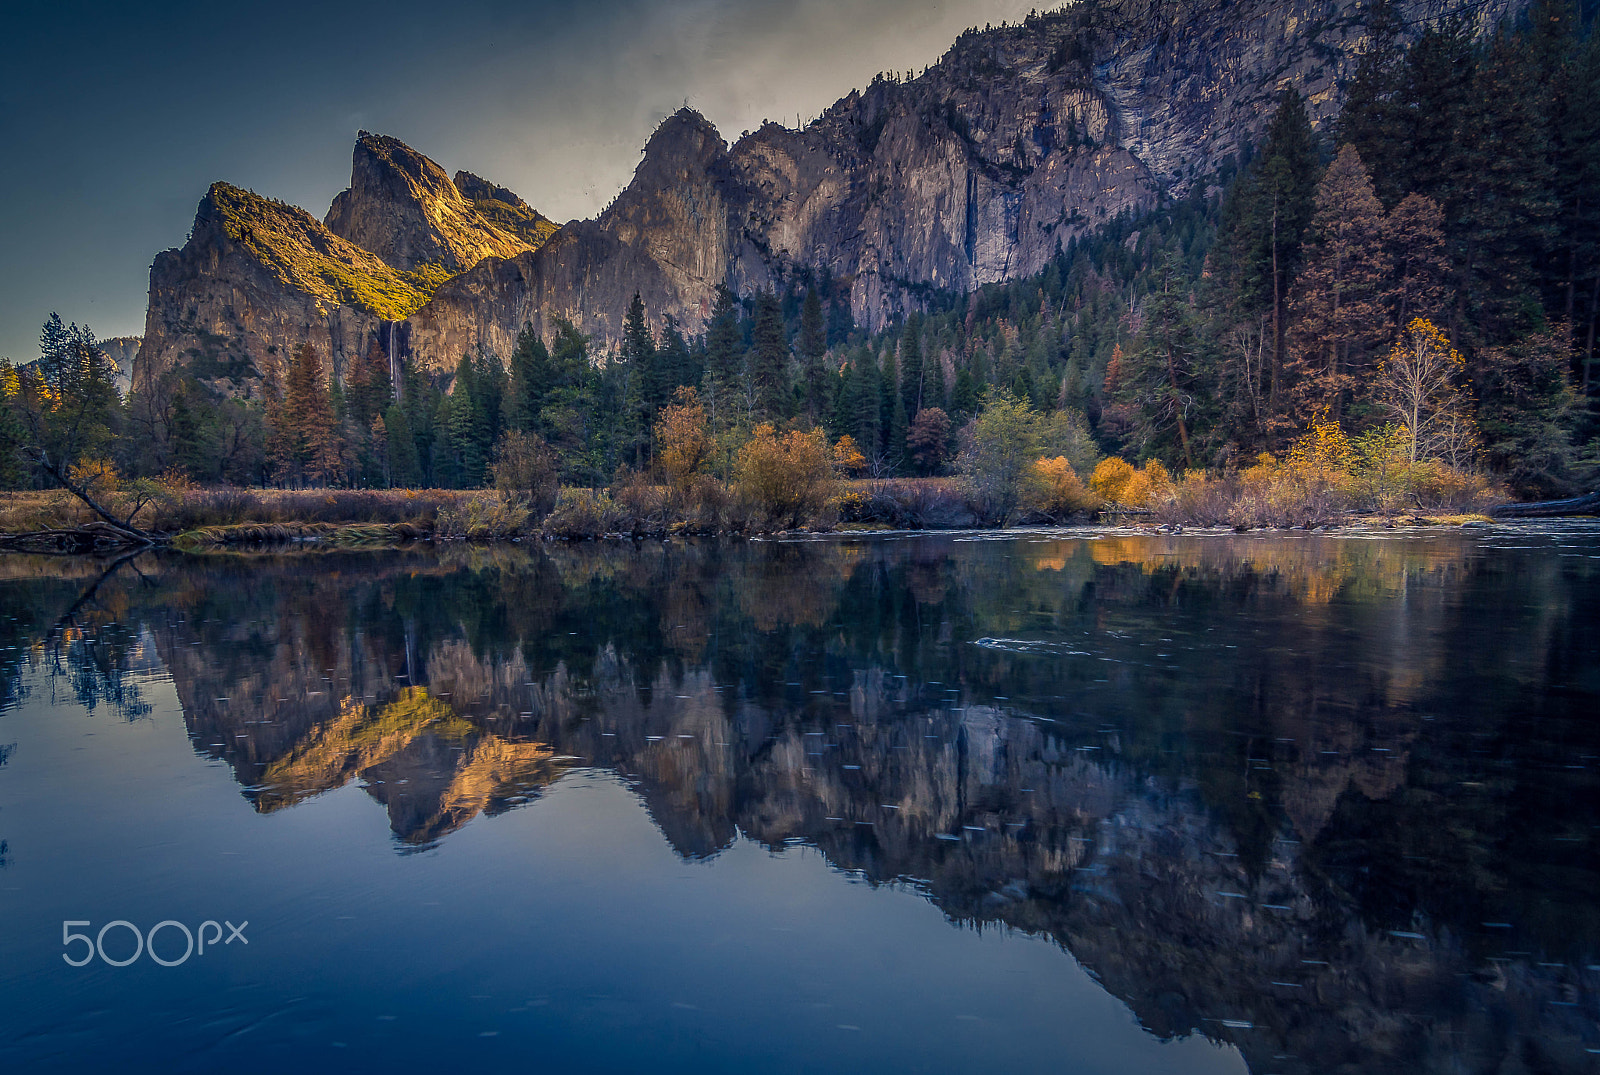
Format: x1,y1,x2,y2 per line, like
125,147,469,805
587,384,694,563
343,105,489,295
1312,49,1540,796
0,0,1033,361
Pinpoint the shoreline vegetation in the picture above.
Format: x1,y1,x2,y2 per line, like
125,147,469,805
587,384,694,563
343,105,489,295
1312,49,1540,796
0,384,1573,553
0,429,1559,555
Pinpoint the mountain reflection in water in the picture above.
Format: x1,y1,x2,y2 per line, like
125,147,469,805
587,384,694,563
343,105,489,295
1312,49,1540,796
1,526,1597,1073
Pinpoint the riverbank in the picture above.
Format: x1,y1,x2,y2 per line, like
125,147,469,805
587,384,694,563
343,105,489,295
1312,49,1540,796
0,484,1527,553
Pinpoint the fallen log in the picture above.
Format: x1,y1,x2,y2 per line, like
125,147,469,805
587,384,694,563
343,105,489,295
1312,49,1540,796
1489,491,1600,518
0,522,163,554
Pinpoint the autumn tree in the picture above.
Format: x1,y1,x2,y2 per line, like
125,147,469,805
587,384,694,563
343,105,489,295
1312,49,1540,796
491,429,560,517
907,407,952,474
734,424,833,528
1383,193,1453,331
1371,319,1478,467
1286,146,1392,420
653,386,714,494
267,343,343,486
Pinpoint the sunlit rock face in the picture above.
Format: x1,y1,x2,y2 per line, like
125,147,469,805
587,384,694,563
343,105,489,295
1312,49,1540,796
133,0,1525,382
324,132,538,273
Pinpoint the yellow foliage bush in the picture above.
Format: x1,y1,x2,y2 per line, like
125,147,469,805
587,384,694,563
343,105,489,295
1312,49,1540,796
1030,456,1097,517
1089,457,1135,503
734,424,836,529
1090,457,1171,508
833,435,867,476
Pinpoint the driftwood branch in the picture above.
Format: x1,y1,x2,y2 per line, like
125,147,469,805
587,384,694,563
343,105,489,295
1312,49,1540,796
1489,491,1600,519
14,446,159,548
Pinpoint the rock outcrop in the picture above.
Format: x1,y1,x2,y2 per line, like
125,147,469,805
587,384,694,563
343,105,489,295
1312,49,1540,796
137,183,402,390
135,0,1525,383
324,132,539,272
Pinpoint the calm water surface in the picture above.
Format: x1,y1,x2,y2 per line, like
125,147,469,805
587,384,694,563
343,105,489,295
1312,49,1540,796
1,526,1598,1073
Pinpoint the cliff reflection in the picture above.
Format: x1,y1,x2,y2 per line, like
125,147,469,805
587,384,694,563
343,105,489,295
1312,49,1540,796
4,527,1598,1072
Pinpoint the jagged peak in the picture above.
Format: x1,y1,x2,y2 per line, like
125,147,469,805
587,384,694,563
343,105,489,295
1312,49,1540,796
452,170,528,210
641,108,726,161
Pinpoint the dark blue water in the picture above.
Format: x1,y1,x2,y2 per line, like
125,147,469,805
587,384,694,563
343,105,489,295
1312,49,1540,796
1,525,1598,1073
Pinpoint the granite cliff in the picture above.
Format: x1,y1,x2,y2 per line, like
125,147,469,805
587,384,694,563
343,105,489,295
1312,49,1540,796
135,0,1524,386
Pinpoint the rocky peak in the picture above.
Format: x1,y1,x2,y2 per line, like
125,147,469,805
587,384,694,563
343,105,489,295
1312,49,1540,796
324,132,538,272
452,170,562,248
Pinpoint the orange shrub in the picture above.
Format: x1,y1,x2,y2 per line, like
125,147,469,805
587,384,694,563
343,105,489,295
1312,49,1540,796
1031,456,1096,517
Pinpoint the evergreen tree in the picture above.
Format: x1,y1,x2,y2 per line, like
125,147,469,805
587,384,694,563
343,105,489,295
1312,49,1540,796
842,347,881,456
884,350,908,465
0,362,24,488
658,315,697,401
383,404,422,488
1286,146,1392,420
446,355,489,486
1114,274,1210,467
1552,11,1600,386
1213,87,1322,412
900,315,924,419
506,327,552,433
1455,28,1559,340
1394,20,1478,215
703,286,742,430
951,363,979,422
1384,193,1454,331
925,344,947,411
1339,0,1409,206
798,286,829,420
748,291,790,422
621,292,657,466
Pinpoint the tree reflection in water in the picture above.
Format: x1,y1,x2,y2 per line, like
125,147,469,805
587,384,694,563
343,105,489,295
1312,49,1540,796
2,526,1597,1071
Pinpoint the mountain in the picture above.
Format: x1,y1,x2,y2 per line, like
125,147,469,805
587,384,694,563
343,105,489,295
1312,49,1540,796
134,0,1524,387
323,132,542,272
135,147,558,391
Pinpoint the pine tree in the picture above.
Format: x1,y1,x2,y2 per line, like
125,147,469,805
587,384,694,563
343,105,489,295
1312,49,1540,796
446,355,488,486
900,315,924,420
384,404,422,488
1455,28,1560,340
1384,193,1454,331
1114,280,1208,466
843,347,881,456
620,292,657,466
748,291,790,422
1286,146,1392,420
1554,21,1600,386
926,344,947,411
798,286,828,421
658,315,697,400
884,350,908,465
1395,20,1478,217
1214,87,1322,411
1339,0,1409,206
703,286,742,430
951,363,979,422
